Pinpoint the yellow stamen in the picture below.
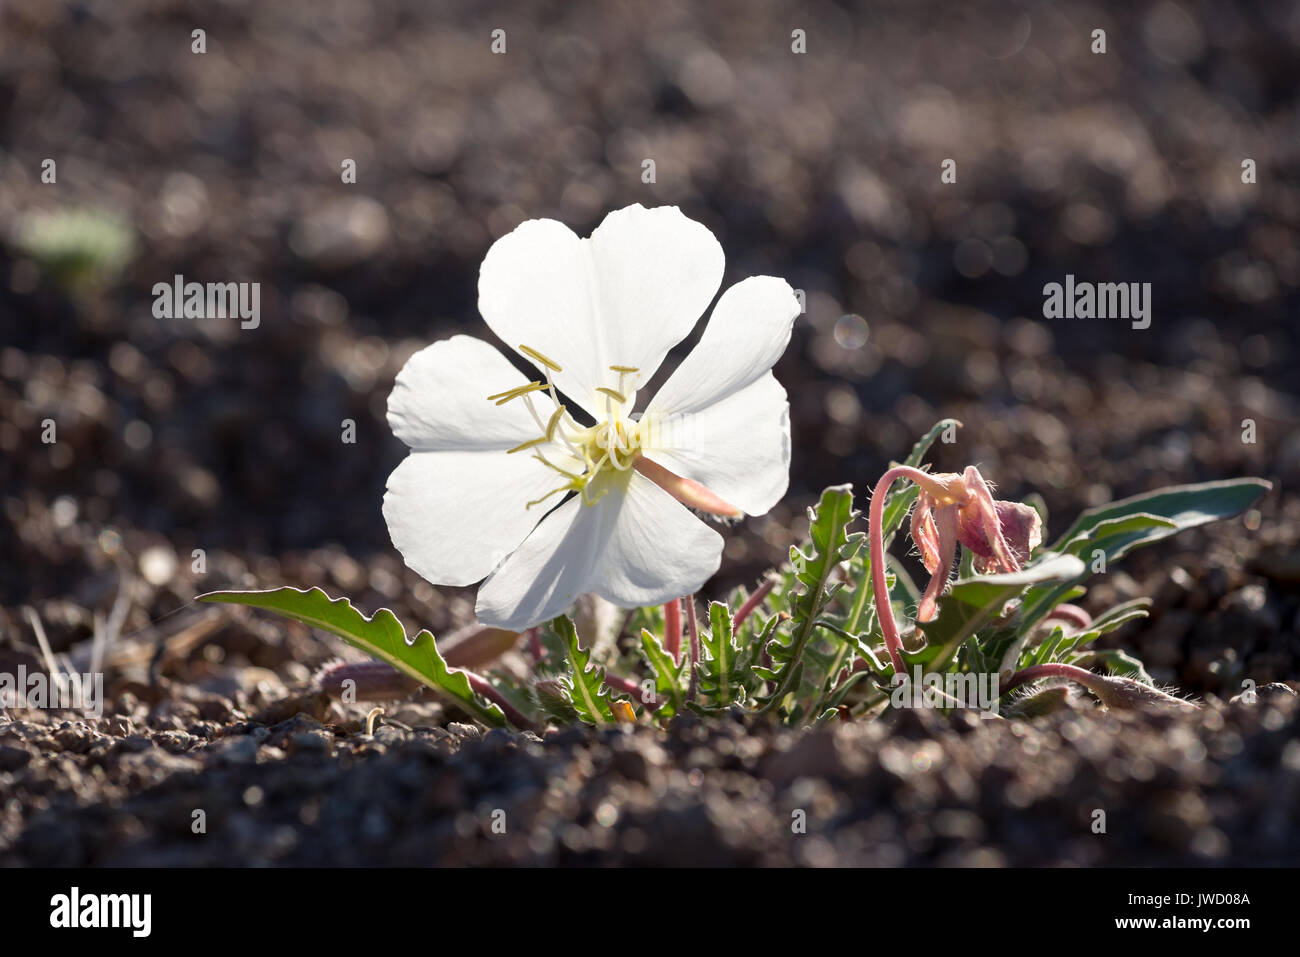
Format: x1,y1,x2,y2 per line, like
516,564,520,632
533,452,582,480
489,381,547,405
595,386,627,404
608,365,639,373
506,436,549,454
544,404,566,441
519,344,563,372
582,483,610,506
526,486,569,509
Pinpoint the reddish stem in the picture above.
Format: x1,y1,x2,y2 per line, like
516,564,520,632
869,465,936,675
664,598,682,664
604,672,658,709
686,596,701,701
1003,662,1198,711
734,576,777,629
316,659,416,699
1000,662,1107,696
462,670,535,730
1043,604,1092,631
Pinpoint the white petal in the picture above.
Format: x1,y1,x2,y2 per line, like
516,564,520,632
388,335,542,451
477,218,608,417
646,275,799,416
642,372,790,517
477,206,723,415
585,204,724,399
383,449,563,587
475,472,723,630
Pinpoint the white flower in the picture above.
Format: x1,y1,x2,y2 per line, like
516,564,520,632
383,204,799,631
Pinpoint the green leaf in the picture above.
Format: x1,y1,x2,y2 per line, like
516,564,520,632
757,484,863,713
1083,648,1154,685
947,553,1088,607
1088,598,1153,633
1026,624,1067,668
532,678,581,724
819,669,871,713
694,602,746,709
553,615,617,726
1020,478,1268,634
1051,478,1270,553
1054,599,1153,659
812,618,887,676
198,587,506,727
639,628,687,720
917,553,1086,675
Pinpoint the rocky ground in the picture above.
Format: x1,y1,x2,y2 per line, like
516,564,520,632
3,687,1298,866
2,0,1299,865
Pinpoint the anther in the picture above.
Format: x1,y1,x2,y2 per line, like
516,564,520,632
595,386,627,404
518,344,563,372
489,381,548,405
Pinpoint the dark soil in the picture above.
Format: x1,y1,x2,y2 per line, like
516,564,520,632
2,0,1299,866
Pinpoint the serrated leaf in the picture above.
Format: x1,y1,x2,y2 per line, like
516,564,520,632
758,485,862,712
198,587,506,727
640,628,687,719
553,615,616,726
695,602,746,708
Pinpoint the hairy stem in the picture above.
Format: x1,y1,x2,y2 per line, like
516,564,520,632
1001,662,1108,696
869,465,937,675
1001,662,1197,711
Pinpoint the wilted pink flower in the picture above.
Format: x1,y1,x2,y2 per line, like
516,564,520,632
908,466,1042,622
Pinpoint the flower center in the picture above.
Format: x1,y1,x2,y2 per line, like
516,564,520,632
487,345,643,509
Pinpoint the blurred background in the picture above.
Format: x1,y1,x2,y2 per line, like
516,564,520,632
2,0,1298,696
